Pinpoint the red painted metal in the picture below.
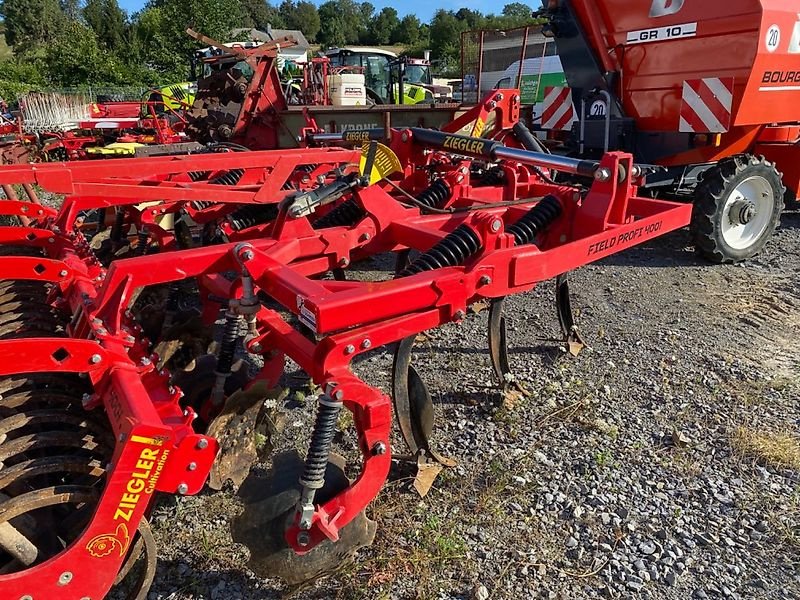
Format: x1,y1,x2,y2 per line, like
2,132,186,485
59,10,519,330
0,94,700,598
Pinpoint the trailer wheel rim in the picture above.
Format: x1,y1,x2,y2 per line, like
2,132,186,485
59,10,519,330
721,175,774,250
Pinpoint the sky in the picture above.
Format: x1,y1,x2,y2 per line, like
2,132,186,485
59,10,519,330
114,0,501,23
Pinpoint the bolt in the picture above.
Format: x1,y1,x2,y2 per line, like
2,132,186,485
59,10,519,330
20,596,33,600
334,389,344,401
196,438,209,450
151,209,158,215
296,531,311,547
360,339,372,350
187,462,197,471
401,132,409,142
118,433,126,442
299,518,312,530
344,344,355,355
177,483,189,495
490,219,502,232
594,167,613,182
454,310,466,321
359,232,371,242
126,335,135,343
58,571,73,585
514,94,521,103
372,441,387,455
338,257,349,267
479,275,492,286
250,342,262,353
496,93,504,101
59,270,68,277
97,328,106,336
289,205,304,218
48,237,54,243
456,174,464,183
140,357,151,366
81,393,92,406
241,249,254,261
89,354,102,364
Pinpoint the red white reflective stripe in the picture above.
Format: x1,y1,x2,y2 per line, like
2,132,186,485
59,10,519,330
679,78,734,133
541,86,576,131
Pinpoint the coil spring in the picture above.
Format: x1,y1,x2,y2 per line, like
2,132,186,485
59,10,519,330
312,199,364,229
507,195,562,246
210,169,244,186
110,208,125,243
188,170,210,181
215,311,240,376
190,200,214,211
136,230,149,256
416,179,451,209
300,396,343,488
400,224,482,277
227,204,279,232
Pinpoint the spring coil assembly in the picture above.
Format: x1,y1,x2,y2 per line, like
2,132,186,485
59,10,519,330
300,395,343,490
415,179,451,209
215,310,240,378
507,195,563,246
312,198,365,229
399,224,482,277
210,169,244,186
136,229,149,256
188,170,210,182
227,204,279,232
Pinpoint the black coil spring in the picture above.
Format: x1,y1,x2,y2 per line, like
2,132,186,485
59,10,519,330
210,169,244,186
300,398,342,487
312,199,365,229
110,208,125,243
215,311,240,376
191,200,214,211
416,179,451,209
507,195,563,246
227,204,280,231
188,170,210,181
400,224,482,277
136,230,149,256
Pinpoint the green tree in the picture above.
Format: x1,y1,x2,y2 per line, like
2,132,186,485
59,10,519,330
1,0,66,47
317,0,361,47
280,0,319,41
392,14,420,45
369,6,398,45
429,10,467,70
242,0,282,30
502,2,532,20
84,0,127,50
43,21,126,85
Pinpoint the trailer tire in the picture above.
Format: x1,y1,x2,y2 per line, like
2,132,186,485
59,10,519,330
691,154,784,263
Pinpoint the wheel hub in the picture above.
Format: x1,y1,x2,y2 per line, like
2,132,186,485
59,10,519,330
729,199,757,225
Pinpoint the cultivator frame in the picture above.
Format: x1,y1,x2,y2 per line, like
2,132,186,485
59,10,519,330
0,89,696,598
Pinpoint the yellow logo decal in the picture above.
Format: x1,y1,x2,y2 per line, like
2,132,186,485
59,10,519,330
86,523,130,558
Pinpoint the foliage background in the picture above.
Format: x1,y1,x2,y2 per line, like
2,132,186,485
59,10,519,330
0,0,539,101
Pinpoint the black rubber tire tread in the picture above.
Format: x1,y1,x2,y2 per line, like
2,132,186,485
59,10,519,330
691,154,784,264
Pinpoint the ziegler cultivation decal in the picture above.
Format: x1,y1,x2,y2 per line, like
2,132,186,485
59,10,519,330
650,0,684,18
587,221,663,256
87,440,169,558
626,22,697,45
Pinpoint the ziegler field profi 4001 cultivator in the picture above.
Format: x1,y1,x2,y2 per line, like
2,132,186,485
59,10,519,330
0,89,699,598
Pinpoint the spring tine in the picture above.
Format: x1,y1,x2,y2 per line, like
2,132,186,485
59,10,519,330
392,336,422,455
556,273,585,356
488,297,511,384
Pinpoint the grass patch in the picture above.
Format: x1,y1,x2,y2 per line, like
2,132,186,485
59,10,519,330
731,426,800,470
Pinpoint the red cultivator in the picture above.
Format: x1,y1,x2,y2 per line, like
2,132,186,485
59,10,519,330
0,90,696,597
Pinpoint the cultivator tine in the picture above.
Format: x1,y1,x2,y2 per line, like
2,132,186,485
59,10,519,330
488,297,511,384
556,273,585,356
392,336,456,496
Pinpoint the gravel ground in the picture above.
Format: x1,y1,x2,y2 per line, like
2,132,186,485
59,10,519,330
140,209,800,600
